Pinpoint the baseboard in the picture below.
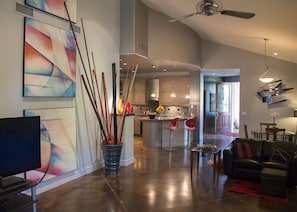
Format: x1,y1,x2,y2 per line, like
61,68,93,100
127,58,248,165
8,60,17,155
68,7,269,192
33,162,102,195
120,157,134,166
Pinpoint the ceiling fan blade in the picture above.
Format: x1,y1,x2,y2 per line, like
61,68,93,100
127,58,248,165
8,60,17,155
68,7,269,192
221,10,255,19
169,12,200,22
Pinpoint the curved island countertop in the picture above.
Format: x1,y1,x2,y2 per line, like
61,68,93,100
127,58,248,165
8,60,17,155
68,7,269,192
140,116,193,148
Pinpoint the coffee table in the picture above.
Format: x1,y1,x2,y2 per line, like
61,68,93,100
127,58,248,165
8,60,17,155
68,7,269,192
190,144,221,177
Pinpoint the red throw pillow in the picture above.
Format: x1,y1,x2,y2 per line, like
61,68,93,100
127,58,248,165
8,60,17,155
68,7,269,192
234,142,253,159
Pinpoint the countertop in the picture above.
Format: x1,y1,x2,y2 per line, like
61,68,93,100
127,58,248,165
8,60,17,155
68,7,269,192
139,116,191,121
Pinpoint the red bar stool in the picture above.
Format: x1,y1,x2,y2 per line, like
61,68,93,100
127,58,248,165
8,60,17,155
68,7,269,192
164,118,179,151
185,117,196,149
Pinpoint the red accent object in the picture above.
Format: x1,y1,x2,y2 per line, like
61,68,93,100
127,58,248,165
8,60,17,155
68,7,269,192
165,118,179,130
224,132,239,137
234,143,253,159
171,118,179,127
186,118,196,128
229,181,288,203
126,102,131,114
235,143,245,159
244,143,253,158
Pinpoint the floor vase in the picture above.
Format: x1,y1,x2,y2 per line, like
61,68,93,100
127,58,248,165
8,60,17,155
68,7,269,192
102,144,122,175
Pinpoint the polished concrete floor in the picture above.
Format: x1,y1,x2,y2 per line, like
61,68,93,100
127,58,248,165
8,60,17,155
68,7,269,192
36,135,297,212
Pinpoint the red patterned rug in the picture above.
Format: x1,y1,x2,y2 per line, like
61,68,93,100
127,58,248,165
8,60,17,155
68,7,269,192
229,181,288,203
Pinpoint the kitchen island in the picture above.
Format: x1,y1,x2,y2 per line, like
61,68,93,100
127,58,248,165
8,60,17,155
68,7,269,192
140,116,193,148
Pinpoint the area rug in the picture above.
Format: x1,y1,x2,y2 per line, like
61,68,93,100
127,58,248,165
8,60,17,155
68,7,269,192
228,181,288,203
224,132,239,137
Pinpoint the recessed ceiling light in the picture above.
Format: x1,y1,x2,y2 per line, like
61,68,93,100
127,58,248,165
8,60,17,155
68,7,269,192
152,65,156,69
273,52,278,56
163,69,167,72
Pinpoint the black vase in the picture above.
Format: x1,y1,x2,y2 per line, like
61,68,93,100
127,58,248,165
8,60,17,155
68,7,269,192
102,144,122,175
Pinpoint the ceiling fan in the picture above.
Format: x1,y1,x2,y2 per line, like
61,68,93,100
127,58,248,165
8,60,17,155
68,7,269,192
169,0,255,22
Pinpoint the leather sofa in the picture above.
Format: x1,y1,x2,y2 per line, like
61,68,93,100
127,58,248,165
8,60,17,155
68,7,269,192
223,138,297,187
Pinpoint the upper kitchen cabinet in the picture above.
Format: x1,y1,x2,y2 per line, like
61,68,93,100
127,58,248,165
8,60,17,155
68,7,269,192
120,0,201,67
159,78,190,106
120,0,148,57
121,77,145,105
132,79,146,105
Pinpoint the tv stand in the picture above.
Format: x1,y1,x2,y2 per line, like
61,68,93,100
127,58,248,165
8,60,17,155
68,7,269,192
0,176,37,212
0,176,27,189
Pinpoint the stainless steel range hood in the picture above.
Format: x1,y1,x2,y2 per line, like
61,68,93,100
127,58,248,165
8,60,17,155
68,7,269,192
146,78,159,101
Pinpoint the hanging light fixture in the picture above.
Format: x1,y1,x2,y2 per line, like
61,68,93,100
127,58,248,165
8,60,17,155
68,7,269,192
170,93,176,97
170,80,176,97
259,38,274,83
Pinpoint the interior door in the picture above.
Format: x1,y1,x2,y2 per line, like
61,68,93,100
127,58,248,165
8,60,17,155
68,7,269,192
215,83,231,133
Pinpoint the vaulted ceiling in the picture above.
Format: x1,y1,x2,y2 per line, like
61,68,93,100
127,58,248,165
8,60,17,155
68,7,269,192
141,0,297,65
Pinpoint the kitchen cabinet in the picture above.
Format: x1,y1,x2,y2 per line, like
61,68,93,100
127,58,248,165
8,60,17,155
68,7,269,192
132,79,146,105
134,116,141,135
121,78,145,104
123,77,190,106
159,78,190,105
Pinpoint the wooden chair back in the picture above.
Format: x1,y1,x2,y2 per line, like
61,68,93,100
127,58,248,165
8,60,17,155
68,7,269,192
244,124,248,139
265,127,286,141
260,122,277,139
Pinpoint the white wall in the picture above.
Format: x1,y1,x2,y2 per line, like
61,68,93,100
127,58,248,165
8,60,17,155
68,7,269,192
201,40,297,136
0,0,120,194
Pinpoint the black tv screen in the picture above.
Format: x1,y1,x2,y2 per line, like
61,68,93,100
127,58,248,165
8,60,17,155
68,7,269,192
0,116,41,178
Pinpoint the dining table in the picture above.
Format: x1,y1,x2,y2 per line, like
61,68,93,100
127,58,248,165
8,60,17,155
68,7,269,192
251,129,295,142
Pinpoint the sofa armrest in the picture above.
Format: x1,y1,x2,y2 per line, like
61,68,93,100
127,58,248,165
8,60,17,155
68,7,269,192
223,148,233,175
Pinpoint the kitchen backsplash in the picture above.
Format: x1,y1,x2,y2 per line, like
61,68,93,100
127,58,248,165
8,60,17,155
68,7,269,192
133,105,189,116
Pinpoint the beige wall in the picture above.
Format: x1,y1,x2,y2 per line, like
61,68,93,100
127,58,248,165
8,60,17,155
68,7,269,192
148,8,201,66
201,40,297,136
0,0,120,193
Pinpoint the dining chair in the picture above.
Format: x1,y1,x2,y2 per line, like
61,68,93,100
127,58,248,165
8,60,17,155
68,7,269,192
244,124,248,139
260,122,277,139
265,127,286,141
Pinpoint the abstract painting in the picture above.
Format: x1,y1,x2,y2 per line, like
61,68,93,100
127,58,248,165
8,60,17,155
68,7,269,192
23,17,76,97
25,0,77,22
24,108,76,182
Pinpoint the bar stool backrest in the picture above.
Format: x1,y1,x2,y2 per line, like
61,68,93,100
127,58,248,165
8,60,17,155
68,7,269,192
186,118,196,128
171,118,179,127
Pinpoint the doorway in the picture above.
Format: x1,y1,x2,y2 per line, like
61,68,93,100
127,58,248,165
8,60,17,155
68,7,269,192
203,73,240,136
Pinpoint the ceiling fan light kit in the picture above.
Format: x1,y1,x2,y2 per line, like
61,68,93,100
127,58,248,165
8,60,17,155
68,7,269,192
169,0,255,22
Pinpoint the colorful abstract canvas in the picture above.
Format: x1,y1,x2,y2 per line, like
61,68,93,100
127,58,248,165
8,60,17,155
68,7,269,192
24,108,76,182
25,0,77,22
23,17,76,97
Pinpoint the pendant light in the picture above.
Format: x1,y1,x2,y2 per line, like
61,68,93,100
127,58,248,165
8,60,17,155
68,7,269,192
259,38,274,83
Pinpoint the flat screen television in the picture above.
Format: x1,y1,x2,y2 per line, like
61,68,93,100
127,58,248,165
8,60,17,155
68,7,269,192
0,116,41,181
